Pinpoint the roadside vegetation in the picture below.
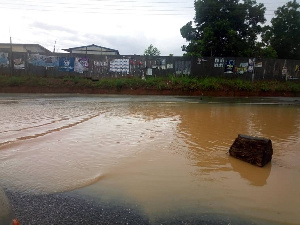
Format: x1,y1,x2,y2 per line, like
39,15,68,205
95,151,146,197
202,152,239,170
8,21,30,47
0,75,299,95
181,0,300,60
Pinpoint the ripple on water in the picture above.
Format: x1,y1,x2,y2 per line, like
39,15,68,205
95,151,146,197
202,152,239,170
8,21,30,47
0,95,299,224
0,104,180,194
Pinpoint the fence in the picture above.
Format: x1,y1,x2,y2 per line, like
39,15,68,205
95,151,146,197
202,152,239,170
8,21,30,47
0,51,299,81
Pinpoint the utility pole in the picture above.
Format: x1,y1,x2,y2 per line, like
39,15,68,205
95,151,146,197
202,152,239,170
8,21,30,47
9,28,13,76
53,40,56,53
252,58,255,82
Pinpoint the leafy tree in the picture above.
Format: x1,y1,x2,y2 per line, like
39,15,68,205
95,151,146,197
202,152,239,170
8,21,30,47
144,44,161,56
180,0,266,57
256,45,278,59
263,0,300,59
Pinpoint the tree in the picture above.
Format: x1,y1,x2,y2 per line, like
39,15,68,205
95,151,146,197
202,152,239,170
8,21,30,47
180,0,266,57
255,43,278,59
263,0,300,59
144,44,161,56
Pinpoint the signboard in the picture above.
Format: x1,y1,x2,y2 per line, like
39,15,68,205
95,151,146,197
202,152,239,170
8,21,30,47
59,57,75,72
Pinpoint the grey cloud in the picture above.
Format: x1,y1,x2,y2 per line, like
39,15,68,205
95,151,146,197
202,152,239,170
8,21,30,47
31,21,77,35
27,26,184,56
72,32,151,55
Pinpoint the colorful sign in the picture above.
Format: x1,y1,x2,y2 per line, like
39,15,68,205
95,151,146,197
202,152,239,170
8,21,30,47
93,60,108,74
236,62,248,74
110,59,129,73
255,62,262,68
167,63,173,69
224,60,235,73
75,57,89,73
175,61,191,75
214,58,225,68
146,68,152,76
0,52,9,67
14,58,25,69
28,54,59,67
248,58,255,73
59,57,75,72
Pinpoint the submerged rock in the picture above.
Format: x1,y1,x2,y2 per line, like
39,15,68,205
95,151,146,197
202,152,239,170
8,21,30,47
229,134,273,167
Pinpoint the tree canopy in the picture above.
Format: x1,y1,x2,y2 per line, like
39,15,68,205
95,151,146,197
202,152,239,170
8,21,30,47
144,44,161,56
263,0,300,60
180,0,266,57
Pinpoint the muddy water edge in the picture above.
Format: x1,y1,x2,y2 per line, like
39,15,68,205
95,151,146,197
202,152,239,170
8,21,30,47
0,94,299,224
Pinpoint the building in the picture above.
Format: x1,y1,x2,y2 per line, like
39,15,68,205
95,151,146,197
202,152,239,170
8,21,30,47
62,44,119,56
0,43,51,54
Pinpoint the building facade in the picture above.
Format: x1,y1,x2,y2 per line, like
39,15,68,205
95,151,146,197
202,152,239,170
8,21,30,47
62,44,119,56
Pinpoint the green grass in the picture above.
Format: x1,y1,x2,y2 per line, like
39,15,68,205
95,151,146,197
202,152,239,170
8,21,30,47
0,74,299,95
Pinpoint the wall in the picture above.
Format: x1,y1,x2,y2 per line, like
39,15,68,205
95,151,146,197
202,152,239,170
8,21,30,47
0,50,299,81
192,57,300,81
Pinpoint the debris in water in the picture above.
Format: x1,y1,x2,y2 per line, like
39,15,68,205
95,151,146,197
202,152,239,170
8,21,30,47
229,134,273,167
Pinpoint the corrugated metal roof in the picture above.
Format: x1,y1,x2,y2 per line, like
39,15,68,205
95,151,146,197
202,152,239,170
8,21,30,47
0,43,51,53
12,45,27,52
62,44,119,55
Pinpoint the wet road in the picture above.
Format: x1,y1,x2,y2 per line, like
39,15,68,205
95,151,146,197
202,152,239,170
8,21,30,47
1,94,299,224
5,189,283,225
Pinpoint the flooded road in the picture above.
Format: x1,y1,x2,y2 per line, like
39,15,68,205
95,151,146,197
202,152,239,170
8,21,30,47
0,94,299,224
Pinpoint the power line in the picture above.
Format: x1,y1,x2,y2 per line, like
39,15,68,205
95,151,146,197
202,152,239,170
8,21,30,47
0,3,279,13
0,6,193,16
1,0,289,7
0,0,193,7
0,0,195,14
0,3,194,15
0,0,281,11
0,0,290,16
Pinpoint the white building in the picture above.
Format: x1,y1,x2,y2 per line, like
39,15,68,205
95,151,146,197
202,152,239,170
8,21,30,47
62,44,119,56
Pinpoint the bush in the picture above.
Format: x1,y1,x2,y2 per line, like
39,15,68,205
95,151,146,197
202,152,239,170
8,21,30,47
0,74,299,95
199,77,219,90
7,76,26,86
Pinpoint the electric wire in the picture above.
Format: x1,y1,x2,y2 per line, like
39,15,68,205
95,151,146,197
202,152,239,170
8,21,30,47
0,0,290,16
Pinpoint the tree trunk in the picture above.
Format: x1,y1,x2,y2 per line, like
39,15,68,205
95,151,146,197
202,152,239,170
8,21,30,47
229,134,273,167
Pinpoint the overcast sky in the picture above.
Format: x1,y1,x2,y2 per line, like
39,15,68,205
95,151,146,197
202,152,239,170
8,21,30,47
0,0,289,56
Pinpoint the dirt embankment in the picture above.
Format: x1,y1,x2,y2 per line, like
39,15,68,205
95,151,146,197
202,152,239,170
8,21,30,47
0,86,298,97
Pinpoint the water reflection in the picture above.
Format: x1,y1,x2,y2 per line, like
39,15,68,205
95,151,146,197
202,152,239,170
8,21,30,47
127,102,179,121
176,103,300,174
228,156,272,186
243,106,300,143
175,104,251,174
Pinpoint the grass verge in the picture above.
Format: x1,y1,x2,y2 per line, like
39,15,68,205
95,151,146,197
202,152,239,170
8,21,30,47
0,75,299,95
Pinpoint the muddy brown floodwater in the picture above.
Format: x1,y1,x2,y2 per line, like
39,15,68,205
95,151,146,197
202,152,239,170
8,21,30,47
0,94,299,224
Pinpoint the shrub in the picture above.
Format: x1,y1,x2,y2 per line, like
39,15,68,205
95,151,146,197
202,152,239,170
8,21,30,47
199,77,219,90
7,76,26,86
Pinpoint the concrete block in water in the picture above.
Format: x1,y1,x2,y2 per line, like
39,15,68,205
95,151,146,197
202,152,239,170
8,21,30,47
229,134,273,167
